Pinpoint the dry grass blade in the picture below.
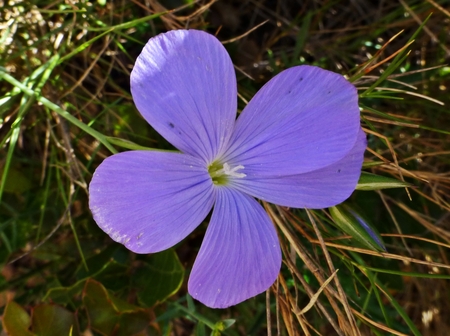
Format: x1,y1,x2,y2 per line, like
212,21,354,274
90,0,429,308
267,204,347,335
363,116,419,128
399,0,450,57
221,20,269,44
60,36,111,100
266,290,272,336
394,201,450,243
306,210,360,336
377,190,413,256
280,245,344,336
382,234,450,249
308,240,450,270
363,127,411,200
364,40,414,74
359,86,445,105
296,269,339,315
425,0,450,18
351,309,409,336
351,30,405,78
176,0,219,21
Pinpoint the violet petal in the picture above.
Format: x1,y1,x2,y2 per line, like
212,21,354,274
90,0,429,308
188,187,281,308
222,65,361,176
230,129,366,208
89,151,215,253
131,30,237,163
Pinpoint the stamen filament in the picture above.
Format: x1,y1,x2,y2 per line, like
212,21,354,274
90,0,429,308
222,163,246,178
209,162,247,179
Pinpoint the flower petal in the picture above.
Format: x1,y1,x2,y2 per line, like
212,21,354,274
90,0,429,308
188,187,281,308
231,129,366,208
131,30,237,163
89,151,215,253
222,65,361,176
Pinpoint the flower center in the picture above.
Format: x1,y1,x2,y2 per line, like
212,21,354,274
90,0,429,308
208,162,246,185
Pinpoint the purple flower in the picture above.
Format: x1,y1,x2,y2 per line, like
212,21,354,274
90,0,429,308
89,30,366,308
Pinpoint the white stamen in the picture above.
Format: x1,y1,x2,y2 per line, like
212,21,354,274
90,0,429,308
222,163,246,178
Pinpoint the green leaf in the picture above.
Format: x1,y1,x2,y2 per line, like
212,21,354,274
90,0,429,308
329,205,386,252
83,279,152,336
356,172,411,190
75,244,129,291
2,301,35,336
195,322,206,336
31,304,79,336
44,246,129,305
186,293,196,313
214,319,236,331
43,280,86,305
133,250,184,307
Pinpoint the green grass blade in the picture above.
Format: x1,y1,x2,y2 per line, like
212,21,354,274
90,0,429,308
360,14,431,97
0,69,117,154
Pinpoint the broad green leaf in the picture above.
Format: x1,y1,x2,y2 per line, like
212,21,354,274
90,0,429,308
329,205,386,252
134,250,184,307
75,244,129,291
356,172,410,190
2,301,35,336
31,304,79,336
115,311,152,336
83,279,152,336
45,248,128,305
83,280,118,335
